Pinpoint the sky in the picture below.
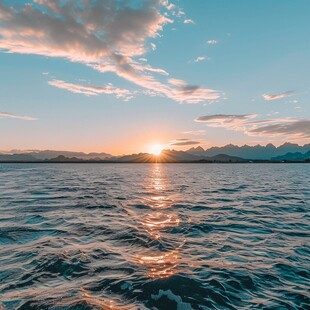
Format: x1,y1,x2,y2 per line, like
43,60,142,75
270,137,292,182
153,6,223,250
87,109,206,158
0,0,309,155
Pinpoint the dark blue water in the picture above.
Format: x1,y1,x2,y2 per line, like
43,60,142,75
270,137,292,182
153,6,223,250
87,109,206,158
0,163,309,309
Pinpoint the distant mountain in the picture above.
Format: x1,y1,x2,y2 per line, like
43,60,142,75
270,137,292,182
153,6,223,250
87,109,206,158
41,150,248,163
1,144,309,163
209,154,248,163
187,143,310,160
0,154,37,161
0,150,112,160
104,150,249,163
272,150,310,161
187,146,206,156
113,149,203,163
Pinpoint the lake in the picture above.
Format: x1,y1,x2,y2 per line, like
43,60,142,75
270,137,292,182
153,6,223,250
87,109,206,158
0,163,309,309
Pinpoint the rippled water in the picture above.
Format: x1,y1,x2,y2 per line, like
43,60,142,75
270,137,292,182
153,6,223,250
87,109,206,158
0,163,309,309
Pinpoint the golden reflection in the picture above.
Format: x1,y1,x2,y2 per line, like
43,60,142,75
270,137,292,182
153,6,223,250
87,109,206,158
137,249,180,279
134,164,184,279
81,291,131,310
142,212,180,239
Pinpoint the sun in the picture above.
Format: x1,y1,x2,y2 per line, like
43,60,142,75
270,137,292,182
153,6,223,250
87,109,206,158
149,144,164,156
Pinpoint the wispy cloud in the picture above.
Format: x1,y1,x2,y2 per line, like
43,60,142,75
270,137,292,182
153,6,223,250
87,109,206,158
247,119,310,138
48,80,134,100
194,56,206,63
195,114,256,130
195,114,310,139
168,78,187,87
262,91,295,101
182,130,206,136
0,0,218,104
172,85,220,104
0,111,37,121
150,42,157,51
169,139,200,146
207,40,218,45
184,19,195,24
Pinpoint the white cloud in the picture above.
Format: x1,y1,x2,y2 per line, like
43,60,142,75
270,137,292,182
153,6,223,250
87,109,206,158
207,40,217,45
194,56,205,63
184,19,195,24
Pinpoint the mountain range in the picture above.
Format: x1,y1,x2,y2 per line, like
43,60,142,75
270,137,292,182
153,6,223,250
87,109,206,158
0,150,111,161
187,143,310,160
0,143,309,163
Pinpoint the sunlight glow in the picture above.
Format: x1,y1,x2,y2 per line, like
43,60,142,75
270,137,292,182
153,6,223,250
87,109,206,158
149,144,164,156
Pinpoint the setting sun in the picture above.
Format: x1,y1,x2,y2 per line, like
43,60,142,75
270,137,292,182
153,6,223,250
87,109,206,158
149,144,164,156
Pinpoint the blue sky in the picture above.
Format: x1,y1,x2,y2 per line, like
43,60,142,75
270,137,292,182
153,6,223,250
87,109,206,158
0,0,309,154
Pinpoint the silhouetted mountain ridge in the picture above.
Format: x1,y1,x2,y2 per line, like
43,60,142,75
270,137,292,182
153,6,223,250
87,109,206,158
272,150,310,161
187,143,310,160
0,150,112,160
0,143,310,162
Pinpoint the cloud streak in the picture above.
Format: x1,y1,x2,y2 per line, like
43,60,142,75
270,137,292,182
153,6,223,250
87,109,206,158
0,111,37,121
262,91,294,101
195,114,310,139
0,0,219,104
248,119,310,138
196,114,256,130
169,139,200,146
48,79,133,100
182,130,206,136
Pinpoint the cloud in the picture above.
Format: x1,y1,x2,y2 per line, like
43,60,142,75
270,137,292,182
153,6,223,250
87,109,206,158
166,3,175,11
0,111,37,121
194,56,205,63
0,0,219,104
172,85,219,104
207,40,217,45
184,19,195,24
247,119,310,138
48,79,134,100
182,130,206,136
195,114,256,130
168,78,187,87
195,114,310,139
262,91,295,101
169,139,200,146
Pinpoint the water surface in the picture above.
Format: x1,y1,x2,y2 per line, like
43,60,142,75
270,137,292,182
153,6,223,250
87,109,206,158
0,163,309,309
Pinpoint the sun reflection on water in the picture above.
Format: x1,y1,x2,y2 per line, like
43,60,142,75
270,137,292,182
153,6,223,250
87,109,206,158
141,212,180,239
134,164,184,278
137,249,180,279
